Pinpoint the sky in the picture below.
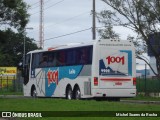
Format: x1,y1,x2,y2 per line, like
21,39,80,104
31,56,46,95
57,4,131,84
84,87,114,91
24,0,148,68
24,0,135,47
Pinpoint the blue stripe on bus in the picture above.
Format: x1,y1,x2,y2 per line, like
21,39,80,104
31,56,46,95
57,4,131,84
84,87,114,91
120,50,132,76
44,65,83,97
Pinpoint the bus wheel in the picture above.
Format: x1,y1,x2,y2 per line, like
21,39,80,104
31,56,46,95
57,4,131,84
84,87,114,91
66,87,72,100
74,87,81,100
32,89,37,98
31,85,37,98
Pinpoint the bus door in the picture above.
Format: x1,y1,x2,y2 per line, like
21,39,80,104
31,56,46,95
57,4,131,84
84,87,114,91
24,54,31,85
98,46,134,89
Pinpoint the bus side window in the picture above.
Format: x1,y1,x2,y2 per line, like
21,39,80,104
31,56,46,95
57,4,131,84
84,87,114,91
80,48,88,64
32,53,40,68
76,47,88,65
47,52,56,67
56,51,66,66
66,50,76,66
76,46,93,65
39,53,48,67
88,46,93,64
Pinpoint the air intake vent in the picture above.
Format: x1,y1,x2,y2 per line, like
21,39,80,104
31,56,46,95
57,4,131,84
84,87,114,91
84,81,91,95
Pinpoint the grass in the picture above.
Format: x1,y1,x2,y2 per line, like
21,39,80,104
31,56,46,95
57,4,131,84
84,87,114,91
0,85,23,95
0,98,160,120
122,94,160,101
0,91,23,95
0,98,160,111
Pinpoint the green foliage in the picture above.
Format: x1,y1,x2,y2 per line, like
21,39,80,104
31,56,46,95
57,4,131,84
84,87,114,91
0,29,38,66
0,0,37,68
98,26,120,39
97,10,119,39
0,0,29,30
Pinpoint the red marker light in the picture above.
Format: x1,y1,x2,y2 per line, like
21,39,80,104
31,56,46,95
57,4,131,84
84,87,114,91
94,77,98,86
133,77,136,86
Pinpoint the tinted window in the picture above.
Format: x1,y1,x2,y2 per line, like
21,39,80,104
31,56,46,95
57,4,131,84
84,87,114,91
79,47,88,64
66,46,93,65
31,45,93,68
32,53,40,68
47,52,56,67
66,50,76,65
56,50,66,66
39,53,48,67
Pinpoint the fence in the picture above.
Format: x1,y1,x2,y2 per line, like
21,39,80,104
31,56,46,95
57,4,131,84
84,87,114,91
0,72,23,92
136,63,160,96
136,77,160,95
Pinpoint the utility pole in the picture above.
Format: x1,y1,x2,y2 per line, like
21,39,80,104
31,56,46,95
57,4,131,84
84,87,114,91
92,0,96,40
39,0,44,48
23,28,33,70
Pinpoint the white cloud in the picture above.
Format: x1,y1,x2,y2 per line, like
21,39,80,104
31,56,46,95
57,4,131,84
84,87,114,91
24,0,150,69
24,0,137,48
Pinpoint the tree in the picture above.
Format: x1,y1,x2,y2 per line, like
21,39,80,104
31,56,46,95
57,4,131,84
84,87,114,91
98,0,160,76
98,26,118,39
0,0,29,31
0,0,38,67
97,10,120,39
0,29,38,66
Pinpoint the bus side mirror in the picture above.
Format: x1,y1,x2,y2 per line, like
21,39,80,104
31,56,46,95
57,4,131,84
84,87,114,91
18,62,23,69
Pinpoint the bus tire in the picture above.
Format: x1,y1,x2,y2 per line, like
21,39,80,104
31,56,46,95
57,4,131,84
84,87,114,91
31,85,37,98
66,86,72,100
32,89,37,98
74,86,81,100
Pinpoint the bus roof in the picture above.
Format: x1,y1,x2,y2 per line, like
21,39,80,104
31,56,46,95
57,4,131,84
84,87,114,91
28,41,94,54
27,39,133,54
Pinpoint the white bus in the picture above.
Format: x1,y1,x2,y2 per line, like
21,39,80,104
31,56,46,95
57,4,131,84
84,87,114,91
23,39,136,100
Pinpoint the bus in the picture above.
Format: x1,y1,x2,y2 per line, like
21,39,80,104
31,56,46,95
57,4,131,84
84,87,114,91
23,39,136,100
